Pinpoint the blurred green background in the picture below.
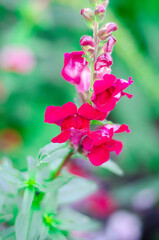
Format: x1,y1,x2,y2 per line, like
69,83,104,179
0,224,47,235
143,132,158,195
0,0,159,173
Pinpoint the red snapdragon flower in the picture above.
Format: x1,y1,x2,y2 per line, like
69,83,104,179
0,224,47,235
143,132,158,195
61,51,91,93
44,102,107,147
82,124,130,166
91,74,133,112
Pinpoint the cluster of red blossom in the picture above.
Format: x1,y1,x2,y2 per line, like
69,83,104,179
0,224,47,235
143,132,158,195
44,3,133,166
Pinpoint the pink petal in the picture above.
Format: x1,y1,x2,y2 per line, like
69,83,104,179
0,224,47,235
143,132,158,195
106,139,123,155
93,74,116,94
95,54,112,71
61,51,88,84
78,103,107,120
61,114,90,131
104,124,130,134
51,131,70,143
44,102,77,125
87,144,110,166
76,66,91,93
82,136,94,151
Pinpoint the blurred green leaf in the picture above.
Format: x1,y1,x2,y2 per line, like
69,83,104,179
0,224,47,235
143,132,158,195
58,177,97,204
27,156,36,179
22,187,35,213
15,211,30,240
100,159,124,176
58,208,100,231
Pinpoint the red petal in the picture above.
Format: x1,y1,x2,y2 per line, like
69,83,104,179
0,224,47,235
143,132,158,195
87,144,110,166
61,114,90,131
44,102,77,125
51,131,70,143
78,103,107,120
93,74,116,94
106,139,123,155
104,124,130,134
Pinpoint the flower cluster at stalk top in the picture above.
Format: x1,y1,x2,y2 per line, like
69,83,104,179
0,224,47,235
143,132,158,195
44,0,133,166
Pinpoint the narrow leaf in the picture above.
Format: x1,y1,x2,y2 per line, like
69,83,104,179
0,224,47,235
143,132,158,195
27,156,36,179
100,159,124,176
58,208,100,231
58,177,97,204
15,211,30,240
22,187,35,213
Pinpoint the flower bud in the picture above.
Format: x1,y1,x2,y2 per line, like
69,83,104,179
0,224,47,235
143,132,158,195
103,36,116,53
98,22,118,41
81,8,94,22
80,36,95,48
95,53,112,71
94,5,105,22
80,36,95,55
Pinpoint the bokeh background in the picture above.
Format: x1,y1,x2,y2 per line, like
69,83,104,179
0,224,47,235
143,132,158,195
0,0,159,239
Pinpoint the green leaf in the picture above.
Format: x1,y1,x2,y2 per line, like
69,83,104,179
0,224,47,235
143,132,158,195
39,224,49,240
27,210,42,240
37,142,68,164
100,159,124,176
27,156,36,179
58,177,97,204
44,175,74,192
39,147,71,164
0,226,15,240
22,187,35,213
43,191,58,214
15,211,30,240
49,229,67,240
0,167,25,185
58,208,100,231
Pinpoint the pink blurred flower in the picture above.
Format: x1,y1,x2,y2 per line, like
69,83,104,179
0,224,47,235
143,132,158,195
91,74,133,112
61,51,91,93
82,124,130,166
0,45,35,74
78,190,117,219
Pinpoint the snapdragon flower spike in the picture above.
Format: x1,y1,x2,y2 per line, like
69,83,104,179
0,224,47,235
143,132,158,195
44,102,107,147
91,74,133,112
61,51,91,93
82,124,130,166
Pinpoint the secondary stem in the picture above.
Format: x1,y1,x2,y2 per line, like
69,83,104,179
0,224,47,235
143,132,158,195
51,149,74,179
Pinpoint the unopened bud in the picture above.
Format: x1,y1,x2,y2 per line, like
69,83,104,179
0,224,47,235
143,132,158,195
98,22,118,41
80,36,95,56
80,36,95,48
94,5,105,22
103,36,116,53
81,8,94,22
95,53,112,71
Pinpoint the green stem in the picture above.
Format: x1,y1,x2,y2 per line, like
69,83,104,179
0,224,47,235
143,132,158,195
89,19,99,102
51,149,74,180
